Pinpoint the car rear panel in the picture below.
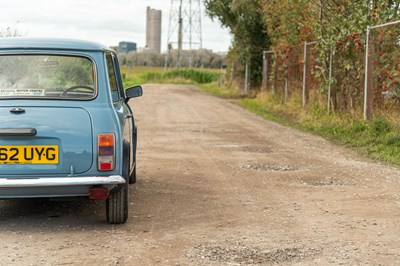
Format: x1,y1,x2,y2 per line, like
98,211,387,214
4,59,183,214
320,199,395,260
0,106,93,176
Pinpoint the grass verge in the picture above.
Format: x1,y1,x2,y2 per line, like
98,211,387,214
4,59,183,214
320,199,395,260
121,66,220,87
200,83,238,99
240,92,400,166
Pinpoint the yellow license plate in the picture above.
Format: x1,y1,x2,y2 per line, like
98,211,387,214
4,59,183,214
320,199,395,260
0,145,59,164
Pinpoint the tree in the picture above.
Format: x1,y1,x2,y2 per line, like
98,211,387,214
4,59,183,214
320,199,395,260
259,0,317,46
255,0,400,111
311,0,400,110
204,0,270,89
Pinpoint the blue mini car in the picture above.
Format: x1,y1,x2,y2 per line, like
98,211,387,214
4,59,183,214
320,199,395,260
0,38,142,224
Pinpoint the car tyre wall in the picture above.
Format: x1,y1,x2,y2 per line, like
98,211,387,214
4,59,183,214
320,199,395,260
106,183,129,224
106,152,130,224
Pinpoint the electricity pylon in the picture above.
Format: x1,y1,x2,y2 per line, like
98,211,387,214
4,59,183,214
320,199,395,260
166,0,203,68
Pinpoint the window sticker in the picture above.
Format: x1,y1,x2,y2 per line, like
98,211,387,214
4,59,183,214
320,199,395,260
0,88,45,97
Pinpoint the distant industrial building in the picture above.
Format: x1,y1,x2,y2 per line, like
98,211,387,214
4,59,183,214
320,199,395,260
117,41,137,54
146,6,162,54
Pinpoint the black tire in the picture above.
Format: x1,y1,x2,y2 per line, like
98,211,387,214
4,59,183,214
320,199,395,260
106,183,128,224
106,155,129,224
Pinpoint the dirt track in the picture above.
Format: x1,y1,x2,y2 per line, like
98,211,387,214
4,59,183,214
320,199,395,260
1,84,400,265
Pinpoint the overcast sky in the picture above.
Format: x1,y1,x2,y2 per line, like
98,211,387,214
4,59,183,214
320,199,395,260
0,0,232,53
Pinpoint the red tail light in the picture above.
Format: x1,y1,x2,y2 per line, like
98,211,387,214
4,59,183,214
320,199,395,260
98,133,115,171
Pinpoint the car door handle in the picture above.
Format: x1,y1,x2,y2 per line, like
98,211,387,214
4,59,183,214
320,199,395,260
125,114,133,119
10,107,25,114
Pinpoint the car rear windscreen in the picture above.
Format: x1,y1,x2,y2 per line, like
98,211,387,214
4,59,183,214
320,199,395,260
0,54,96,99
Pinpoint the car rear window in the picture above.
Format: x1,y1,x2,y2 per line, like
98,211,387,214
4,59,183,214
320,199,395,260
0,54,96,99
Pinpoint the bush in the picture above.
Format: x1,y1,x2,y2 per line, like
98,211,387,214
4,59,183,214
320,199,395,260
141,69,219,84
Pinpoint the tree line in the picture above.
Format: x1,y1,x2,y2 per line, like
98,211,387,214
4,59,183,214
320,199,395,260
117,49,226,69
204,0,400,94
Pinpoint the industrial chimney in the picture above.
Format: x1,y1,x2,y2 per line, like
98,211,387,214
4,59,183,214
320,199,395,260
146,6,162,54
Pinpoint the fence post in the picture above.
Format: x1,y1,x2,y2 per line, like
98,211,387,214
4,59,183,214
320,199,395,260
364,26,373,120
327,45,333,114
302,41,307,108
284,77,288,104
272,53,277,94
218,63,224,87
262,51,267,91
244,61,249,94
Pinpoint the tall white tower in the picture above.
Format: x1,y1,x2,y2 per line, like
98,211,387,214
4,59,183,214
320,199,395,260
166,0,203,68
146,7,162,54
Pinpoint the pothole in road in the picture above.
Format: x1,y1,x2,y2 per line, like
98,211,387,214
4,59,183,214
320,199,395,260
188,244,321,265
190,127,241,134
240,161,296,172
208,144,273,154
209,142,241,148
241,145,273,154
299,176,356,186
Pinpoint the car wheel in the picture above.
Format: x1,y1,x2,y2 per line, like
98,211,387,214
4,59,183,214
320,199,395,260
106,182,128,224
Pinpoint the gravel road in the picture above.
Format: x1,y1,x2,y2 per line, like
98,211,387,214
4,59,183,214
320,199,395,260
1,84,400,265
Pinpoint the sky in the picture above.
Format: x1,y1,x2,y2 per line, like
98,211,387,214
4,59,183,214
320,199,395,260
0,0,232,53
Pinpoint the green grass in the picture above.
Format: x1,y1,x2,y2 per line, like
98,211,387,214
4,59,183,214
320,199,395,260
307,116,400,164
240,98,289,125
121,66,220,88
121,66,165,87
121,66,238,98
239,91,400,165
200,82,238,98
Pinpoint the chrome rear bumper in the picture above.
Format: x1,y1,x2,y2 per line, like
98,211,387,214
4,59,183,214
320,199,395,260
0,175,125,188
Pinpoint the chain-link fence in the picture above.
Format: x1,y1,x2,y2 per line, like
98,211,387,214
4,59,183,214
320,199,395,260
365,21,400,118
260,20,400,119
262,42,323,106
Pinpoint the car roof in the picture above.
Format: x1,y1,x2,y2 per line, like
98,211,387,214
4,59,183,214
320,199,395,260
0,38,111,52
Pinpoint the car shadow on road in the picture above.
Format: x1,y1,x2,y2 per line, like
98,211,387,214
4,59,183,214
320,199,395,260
0,197,109,230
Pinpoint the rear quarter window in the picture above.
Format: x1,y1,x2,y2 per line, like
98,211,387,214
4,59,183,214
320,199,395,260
0,54,96,100
106,53,121,101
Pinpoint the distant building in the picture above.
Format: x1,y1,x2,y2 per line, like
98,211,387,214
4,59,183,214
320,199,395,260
146,6,162,54
118,41,137,54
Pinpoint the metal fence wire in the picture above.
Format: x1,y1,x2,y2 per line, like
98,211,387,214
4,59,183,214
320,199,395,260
303,42,320,106
262,42,324,106
369,23,400,113
330,40,365,112
261,20,400,119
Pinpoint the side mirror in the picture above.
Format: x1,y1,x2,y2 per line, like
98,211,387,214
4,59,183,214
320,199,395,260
125,85,143,101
